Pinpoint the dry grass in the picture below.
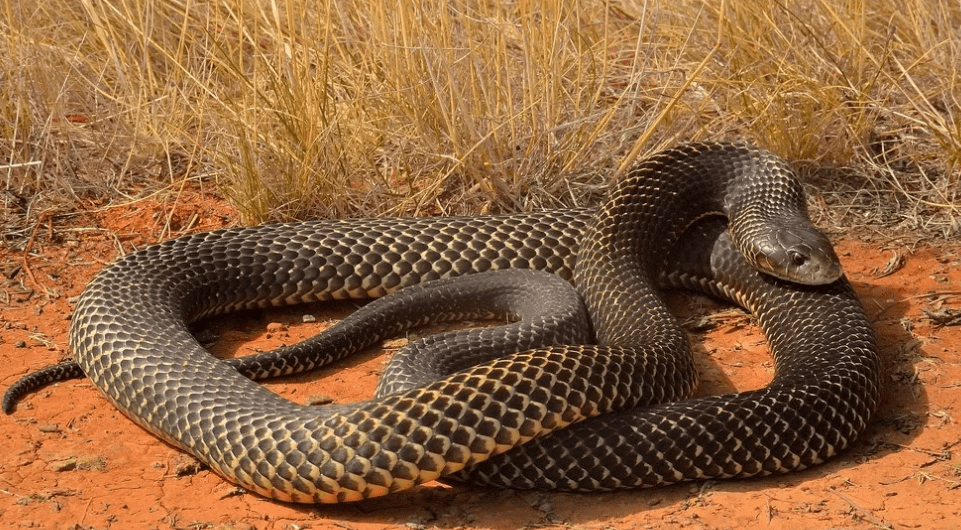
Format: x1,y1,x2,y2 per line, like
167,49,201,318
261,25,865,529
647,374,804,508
1,0,959,242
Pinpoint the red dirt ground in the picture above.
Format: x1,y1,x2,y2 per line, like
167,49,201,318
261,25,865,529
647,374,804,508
1,190,960,529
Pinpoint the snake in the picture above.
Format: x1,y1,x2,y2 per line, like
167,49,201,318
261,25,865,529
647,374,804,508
2,142,881,503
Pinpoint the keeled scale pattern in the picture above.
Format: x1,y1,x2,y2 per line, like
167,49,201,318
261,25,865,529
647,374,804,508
56,142,879,502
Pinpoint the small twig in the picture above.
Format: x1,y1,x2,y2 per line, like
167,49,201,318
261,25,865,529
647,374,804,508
0,487,21,498
873,290,961,320
886,440,958,464
827,487,895,530
79,497,93,527
878,473,914,486
900,291,961,301
20,212,54,292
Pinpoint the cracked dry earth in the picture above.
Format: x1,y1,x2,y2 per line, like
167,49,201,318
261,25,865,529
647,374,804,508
1,190,960,530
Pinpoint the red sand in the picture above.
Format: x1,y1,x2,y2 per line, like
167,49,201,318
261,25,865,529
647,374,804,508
2,191,959,529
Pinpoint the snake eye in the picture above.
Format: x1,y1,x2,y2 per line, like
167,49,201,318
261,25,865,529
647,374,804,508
788,249,808,267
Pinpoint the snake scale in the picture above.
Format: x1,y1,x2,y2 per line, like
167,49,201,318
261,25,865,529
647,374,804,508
3,142,880,503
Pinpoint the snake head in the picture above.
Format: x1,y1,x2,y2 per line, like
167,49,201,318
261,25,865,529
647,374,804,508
751,227,843,285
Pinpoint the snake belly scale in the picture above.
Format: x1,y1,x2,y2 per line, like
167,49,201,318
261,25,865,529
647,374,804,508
7,142,880,503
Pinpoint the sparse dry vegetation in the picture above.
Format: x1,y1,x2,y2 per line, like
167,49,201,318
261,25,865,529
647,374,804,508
1,0,959,240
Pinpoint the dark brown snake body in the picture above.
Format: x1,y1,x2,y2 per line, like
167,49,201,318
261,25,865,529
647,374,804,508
3,142,881,503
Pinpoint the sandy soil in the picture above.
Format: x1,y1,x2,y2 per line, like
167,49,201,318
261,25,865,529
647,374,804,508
1,190,959,530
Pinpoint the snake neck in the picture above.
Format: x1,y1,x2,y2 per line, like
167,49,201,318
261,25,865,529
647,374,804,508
573,142,812,346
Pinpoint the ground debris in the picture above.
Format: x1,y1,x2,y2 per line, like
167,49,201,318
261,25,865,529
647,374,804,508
922,306,961,327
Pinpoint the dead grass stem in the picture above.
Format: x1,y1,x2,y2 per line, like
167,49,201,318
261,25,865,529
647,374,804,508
1,0,958,242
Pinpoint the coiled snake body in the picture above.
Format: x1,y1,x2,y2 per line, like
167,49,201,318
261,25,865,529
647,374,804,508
4,142,880,503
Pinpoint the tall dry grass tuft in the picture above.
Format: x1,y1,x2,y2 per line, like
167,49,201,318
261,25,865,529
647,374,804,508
1,0,958,239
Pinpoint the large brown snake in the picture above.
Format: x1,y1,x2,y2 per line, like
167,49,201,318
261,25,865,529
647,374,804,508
3,142,880,503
